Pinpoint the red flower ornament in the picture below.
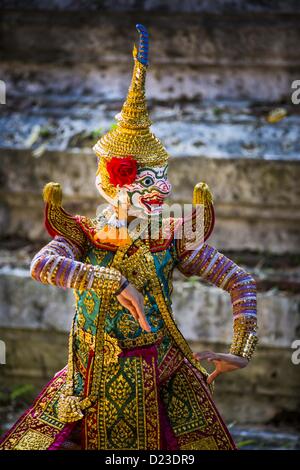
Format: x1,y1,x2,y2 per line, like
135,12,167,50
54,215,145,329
106,156,138,187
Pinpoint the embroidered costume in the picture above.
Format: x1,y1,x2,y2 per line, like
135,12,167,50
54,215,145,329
0,25,257,451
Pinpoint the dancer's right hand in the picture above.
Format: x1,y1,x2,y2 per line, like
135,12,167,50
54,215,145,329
116,278,151,332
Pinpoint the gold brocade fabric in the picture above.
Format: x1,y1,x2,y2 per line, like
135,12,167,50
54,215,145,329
0,347,236,450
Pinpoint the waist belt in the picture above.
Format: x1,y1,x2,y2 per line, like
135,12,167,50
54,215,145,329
74,325,166,351
118,327,166,349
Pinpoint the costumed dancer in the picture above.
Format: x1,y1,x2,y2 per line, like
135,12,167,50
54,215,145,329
0,24,257,450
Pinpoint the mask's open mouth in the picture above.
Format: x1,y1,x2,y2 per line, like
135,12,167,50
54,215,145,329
140,194,164,212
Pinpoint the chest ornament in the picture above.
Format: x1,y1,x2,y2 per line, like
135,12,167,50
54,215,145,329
118,244,153,291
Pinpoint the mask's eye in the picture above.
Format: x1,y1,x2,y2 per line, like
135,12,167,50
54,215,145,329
141,176,154,187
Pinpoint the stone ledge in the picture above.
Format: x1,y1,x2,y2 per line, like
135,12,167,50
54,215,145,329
1,149,300,253
1,8,300,68
173,281,300,348
0,328,68,386
1,104,299,158
0,271,74,333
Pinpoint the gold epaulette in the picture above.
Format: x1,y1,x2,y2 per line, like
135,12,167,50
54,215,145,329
43,182,87,253
193,181,215,241
175,181,215,254
43,182,176,253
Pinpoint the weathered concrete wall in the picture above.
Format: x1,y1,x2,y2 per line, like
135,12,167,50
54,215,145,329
1,151,300,254
2,2,300,102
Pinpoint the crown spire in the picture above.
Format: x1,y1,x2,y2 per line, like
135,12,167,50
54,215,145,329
93,24,169,168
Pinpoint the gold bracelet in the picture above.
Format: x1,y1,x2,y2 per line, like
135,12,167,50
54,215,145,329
92,266,122,295
229,316,258,361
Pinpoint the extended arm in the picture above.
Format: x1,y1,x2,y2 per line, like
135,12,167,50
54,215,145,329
177,242,258,361
30,235,150,331
30,235,122,293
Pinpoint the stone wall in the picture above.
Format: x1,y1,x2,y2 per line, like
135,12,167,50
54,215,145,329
0,0,300,429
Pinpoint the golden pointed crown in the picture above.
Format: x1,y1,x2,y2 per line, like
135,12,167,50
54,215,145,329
93,24,169,168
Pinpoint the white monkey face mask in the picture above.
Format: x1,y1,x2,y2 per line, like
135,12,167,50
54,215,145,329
96,165,172,218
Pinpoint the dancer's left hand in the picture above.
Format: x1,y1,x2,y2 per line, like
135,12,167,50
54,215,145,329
193,351,248,385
